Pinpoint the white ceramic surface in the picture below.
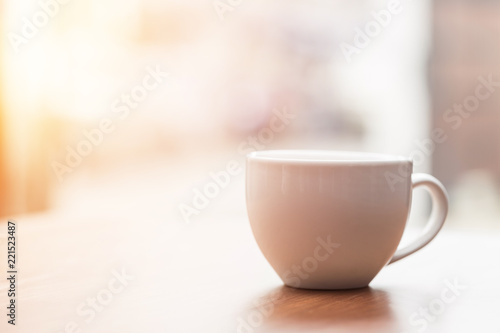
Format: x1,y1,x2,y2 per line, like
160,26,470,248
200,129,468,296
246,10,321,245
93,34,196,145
245,150,449,290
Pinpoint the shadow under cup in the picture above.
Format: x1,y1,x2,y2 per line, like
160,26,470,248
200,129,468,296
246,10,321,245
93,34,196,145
245,150,414,290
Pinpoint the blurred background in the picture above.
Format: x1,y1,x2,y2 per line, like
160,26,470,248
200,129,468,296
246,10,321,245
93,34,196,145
0,0,498,229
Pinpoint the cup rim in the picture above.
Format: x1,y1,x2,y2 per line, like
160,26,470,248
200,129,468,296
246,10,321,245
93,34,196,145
247,150,412,165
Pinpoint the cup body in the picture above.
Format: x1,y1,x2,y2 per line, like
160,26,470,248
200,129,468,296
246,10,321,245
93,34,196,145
246,150,413,289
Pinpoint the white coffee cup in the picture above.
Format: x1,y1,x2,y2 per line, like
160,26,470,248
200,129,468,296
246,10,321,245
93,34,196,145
246,150,449,290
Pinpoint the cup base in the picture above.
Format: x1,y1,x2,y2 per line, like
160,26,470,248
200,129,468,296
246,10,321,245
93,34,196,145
284,282,371,291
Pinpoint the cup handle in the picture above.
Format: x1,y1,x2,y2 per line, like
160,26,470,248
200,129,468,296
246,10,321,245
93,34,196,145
388,173,449,264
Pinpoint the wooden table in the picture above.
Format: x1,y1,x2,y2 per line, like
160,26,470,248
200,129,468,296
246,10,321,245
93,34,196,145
1,212,499,333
